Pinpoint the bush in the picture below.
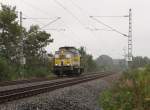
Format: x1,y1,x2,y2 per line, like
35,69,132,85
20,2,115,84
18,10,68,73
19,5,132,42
0,57,52,81
0,58,11,81
24,66,51,78
99,66,150,110
0,55,52,81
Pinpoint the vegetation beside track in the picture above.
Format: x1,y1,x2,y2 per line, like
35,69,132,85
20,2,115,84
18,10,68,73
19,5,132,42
0,4,99,81
1,3,150,87
99,65,150,110
0,4,53,81
0,4,98,81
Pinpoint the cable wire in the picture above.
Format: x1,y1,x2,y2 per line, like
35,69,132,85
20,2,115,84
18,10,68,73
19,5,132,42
21,0,51,17
92,15,129,18
68,0,101,37
41,28,66,31
53,0,85,27
69,0,96,29
40,17,61,29
86,27,113,31
69,0,128,37
23,17,56,20
90,16,128,37
60,19,84,46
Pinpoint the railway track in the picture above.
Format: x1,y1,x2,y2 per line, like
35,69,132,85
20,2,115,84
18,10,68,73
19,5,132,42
0,77,57,87
0,73,99,87
0,72,113,104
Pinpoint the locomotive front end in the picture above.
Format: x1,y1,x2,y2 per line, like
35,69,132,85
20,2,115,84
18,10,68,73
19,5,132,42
53,47,83,76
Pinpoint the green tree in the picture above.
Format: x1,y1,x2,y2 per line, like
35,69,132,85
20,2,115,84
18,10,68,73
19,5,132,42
78,46,97,72
0,4,53,80
23,25,53,77
0,4,21,63
86,55,97,72
24,25,53,67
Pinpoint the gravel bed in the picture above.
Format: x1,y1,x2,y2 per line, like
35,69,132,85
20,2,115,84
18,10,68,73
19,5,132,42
0,73,120,110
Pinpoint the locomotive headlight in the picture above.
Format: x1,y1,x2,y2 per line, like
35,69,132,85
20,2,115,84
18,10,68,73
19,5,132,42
66,54,71,58
55,54,59,58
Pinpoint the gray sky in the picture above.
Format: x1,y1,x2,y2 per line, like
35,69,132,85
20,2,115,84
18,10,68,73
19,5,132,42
1,0,150,59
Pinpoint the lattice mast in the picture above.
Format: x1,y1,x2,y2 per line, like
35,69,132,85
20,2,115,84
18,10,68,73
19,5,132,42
128,9,133,63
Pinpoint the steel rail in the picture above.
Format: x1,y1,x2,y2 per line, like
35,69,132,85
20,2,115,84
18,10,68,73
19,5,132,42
0,72,103,87
0,73,101,96
0,77,57,87
0,73,113,104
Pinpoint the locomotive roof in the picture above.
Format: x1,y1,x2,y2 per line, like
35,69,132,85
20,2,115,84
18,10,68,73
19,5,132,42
59,46,77,50
58,46,79,54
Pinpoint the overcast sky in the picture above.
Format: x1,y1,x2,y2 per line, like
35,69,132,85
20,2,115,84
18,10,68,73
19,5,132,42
1,0,150,59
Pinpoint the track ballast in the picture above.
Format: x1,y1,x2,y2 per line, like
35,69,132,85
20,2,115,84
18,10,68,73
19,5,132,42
0,72,113,104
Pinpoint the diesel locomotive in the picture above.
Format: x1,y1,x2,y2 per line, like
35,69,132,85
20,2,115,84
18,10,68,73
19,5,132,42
53,46,84,76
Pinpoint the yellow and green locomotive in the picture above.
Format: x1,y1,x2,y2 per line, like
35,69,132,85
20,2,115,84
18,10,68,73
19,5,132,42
53,46,84,76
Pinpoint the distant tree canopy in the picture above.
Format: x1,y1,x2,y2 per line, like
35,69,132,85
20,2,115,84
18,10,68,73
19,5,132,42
96,55,114,71
95,55,150,71
95,55,128,72
131,56,150,69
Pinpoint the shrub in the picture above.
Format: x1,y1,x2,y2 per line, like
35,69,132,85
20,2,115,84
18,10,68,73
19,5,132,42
24,66,51,78
0,58,11,81
99,66,150,110
0,56,52,81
